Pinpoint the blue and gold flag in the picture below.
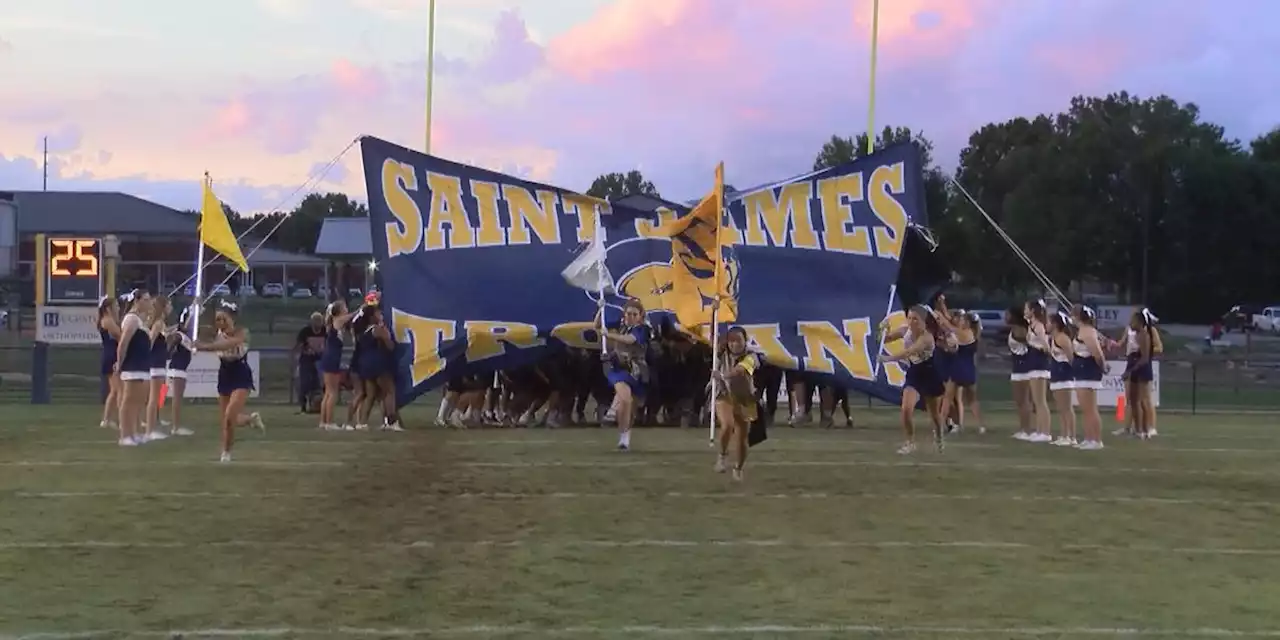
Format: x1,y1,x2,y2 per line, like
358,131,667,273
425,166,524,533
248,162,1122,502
653,162,738,330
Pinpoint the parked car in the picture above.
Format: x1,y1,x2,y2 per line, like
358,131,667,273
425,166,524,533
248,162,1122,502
261,283,285,298
1253,306,1280,333
291,287,313,299
209,284,231,297
1223,305,1257,332
971,309,1006,341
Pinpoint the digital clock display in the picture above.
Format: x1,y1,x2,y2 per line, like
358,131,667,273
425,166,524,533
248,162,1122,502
45,237,103,303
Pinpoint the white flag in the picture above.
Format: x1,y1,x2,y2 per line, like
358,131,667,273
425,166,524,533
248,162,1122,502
561,234,614,294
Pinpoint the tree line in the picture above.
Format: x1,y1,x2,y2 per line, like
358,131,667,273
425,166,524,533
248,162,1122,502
227,91,1280,322
590,92,1280,322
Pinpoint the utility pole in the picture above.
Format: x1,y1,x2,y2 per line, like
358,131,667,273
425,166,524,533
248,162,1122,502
42,136,48,191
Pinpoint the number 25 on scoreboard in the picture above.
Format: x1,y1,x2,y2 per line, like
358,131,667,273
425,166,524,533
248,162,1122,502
49,239,99,276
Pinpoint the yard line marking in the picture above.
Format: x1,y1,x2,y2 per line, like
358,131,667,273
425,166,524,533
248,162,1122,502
15,491,328,499
48,439,1009,450
0,461,343,468
451,491,1280,507
459,459,1280,477
3,538,1280,556
2,458,1275,477
7,624,1280,638
11,490,1277,508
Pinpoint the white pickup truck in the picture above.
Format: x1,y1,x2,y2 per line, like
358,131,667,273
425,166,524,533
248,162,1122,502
1252,306,1280,332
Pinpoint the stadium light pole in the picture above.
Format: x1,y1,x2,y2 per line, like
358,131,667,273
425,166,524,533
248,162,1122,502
865,0,880,156
425,0,437,154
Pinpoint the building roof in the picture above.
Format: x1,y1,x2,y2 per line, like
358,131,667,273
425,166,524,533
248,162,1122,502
315,217,373,256
10,191,199,235
7,190,327,265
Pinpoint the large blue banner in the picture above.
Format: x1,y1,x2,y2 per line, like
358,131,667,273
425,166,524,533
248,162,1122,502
361,136,927,407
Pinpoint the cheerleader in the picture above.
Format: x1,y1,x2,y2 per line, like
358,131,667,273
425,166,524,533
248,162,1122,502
1047,310,1077,446
354,302,403,431
318,300,353,431
878,305,946,454
97,295,122,430
1071,306,1106,450
1022,299,1053,443
344,305,368,431
935,297,985,434
193,300,265,462
114,290,152,446
931,316,957,431
601,299,649,451
1124,308,1158,440
712,326,759,481
142,295,172,442
165,306,195,436
1006,308,1034,439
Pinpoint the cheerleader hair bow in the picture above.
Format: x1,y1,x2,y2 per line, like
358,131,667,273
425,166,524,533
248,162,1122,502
219,299,238,312
1080,305,1097,320
1056,309,1071,325
1141,307,1158,325
119,290,135,303
98,294,111,305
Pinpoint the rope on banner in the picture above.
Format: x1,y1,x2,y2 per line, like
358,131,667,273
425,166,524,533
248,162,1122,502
949,178,1071,307
169,136,362,298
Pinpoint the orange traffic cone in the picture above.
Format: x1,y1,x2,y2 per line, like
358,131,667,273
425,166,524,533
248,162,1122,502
1115,393,1125,423
158,383,168,409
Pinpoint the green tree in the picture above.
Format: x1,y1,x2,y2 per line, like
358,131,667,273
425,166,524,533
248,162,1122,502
1251,127,1280,163
586,170,659,200
946,91,1271,318
814,126,950,264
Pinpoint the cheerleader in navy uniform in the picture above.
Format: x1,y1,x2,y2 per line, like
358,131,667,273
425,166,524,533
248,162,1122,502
1022,299,1053,443
164,305,196,436
931,315,957,432
142,295,172,443
343,304,369,430
1047,310,1077,446
114,290,153,446
354,301,403,431
194,300,265,462
319,300,353,431
98,295,122,430
601,299,650,451
1071,306,1106,450
1006,308,1034,439
935,297,986,434
1124,308,1158,440
878,305,946,454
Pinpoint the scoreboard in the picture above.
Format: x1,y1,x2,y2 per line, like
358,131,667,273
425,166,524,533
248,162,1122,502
42,236,103,304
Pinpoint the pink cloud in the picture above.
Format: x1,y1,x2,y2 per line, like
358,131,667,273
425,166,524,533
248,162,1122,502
157,0,1280,202
331,58,388,96
210,98,253,136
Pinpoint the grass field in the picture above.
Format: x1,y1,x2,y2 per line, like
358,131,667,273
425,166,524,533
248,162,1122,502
2,403,1280,638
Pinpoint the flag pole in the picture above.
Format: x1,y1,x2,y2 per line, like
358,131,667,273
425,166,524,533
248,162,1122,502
709,162,726,444
871,284,897,380
191,174,209,341
865,0,881,155
595,208,608,356
424,0,437,154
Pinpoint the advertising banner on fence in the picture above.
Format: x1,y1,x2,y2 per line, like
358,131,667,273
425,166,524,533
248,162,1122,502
180,351,261,398
1095,305,1138,331
1075,359,1160,408
35,305,99,345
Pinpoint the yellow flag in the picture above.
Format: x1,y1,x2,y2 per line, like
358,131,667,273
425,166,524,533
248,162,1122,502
201,177,249,272
654,162,738,329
